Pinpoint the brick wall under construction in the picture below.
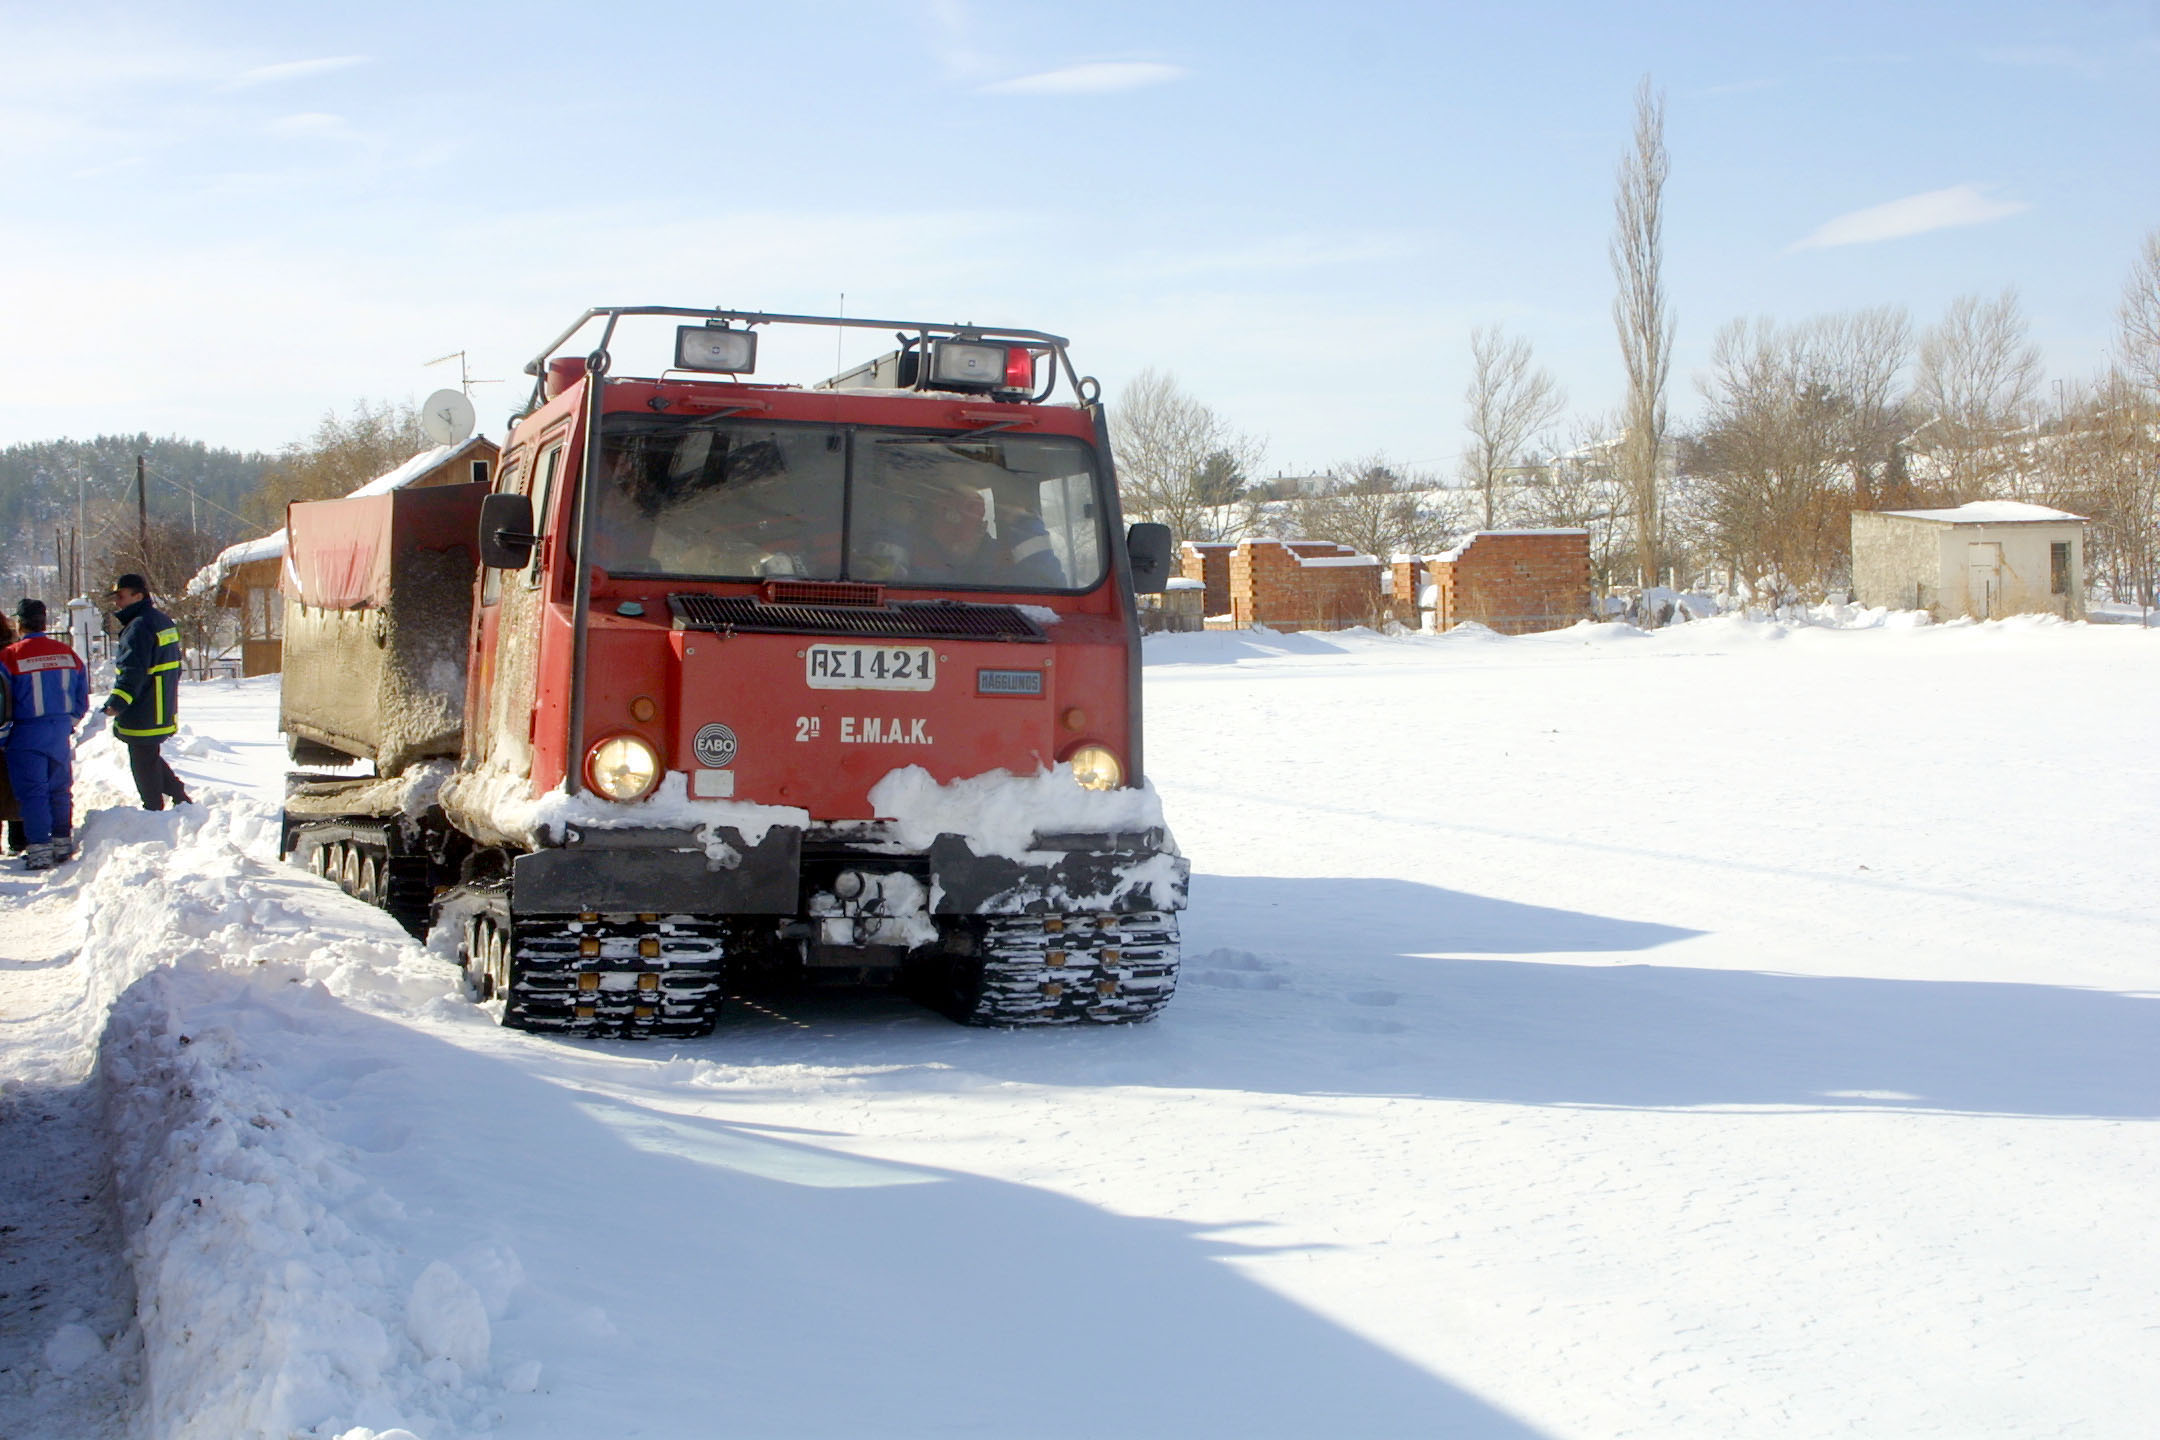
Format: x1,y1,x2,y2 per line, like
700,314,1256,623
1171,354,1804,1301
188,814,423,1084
1423,530,1591,635
1228,538,1386,632
1179,542,1234,619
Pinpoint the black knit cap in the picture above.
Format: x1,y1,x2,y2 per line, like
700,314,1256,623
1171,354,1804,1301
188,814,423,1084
15,598,44,630
110,573,149,597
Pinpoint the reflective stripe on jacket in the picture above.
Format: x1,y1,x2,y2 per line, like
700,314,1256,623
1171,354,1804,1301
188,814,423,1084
109,599,182,738
1,634,89,731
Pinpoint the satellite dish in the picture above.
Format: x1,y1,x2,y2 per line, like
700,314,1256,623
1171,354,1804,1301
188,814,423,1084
421,388,477,446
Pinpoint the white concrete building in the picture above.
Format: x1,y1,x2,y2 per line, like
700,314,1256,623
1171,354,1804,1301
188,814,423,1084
1851,502,2086,621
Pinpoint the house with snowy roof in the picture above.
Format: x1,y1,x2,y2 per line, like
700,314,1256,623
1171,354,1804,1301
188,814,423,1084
186,435,498,675
1850,502,2086,622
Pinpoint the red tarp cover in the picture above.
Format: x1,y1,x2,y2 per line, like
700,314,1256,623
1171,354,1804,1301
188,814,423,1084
284,484,488,610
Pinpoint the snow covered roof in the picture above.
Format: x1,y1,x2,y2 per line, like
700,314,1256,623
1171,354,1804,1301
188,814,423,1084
1880,501,2087,525
185,436,497,599
345,434,494,498
185,530,288,599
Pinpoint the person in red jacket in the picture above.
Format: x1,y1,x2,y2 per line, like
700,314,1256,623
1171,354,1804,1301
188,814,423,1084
1,598,89,870
0,610,21,855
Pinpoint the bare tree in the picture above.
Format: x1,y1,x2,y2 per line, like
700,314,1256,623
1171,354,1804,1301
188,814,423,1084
1813,306,1914,506
1108,369,1266,546
1685,318,1852,599
83,506,228,672
2119,228,2160,401
247,398,432,528
2046,373,2160,609
1682,308,1914,599
1611,75,1675,596
1912,290,2044,498
1516,416,1628,595
1461,326,1566,529
1291,454,1459,561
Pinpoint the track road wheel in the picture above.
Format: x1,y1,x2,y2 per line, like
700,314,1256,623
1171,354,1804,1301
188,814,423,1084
463,917,515,1021
340,845,363,897
459,920,482,998
930,912,1181,1026
307,842,330,879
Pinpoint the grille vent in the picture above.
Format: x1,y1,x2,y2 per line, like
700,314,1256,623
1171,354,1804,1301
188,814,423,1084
764,579,884,608
669,593,1047,643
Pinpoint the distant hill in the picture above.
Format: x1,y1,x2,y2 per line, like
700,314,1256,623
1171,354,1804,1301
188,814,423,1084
1,434,273,564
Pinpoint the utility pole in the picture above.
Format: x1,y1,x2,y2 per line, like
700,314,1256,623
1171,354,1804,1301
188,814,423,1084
136,453,149,571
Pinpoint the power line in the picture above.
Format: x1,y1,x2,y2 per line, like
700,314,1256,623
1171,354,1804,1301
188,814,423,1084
141,459,256,531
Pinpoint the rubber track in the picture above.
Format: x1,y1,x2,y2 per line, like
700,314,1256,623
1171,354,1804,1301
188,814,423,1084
292,825,432,938
963,911,1180,1025
501,912,726,1039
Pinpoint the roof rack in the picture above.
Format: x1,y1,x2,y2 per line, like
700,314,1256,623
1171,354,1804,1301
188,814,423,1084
521,305,1094,415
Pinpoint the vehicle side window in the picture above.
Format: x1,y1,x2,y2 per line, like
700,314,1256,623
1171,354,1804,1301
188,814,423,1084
481,451,528,608
527,443,564,588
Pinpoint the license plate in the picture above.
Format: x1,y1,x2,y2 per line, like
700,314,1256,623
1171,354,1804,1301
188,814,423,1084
804,644,937,690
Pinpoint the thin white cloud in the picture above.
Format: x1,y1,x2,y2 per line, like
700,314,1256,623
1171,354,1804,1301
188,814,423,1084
921,0,996,81
227,55,369,89
268,112,358,140
1791,184,2028,250
983,62,1185,95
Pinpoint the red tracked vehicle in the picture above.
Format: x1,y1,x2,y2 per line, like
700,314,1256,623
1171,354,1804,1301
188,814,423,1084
279,307,1186,1037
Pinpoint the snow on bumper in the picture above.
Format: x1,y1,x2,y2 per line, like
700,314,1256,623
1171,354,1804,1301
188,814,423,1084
926,831,1189,915
512,823,801,914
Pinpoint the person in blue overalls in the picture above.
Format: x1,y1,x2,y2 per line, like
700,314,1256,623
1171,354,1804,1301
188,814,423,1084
0,598,89,871
102,574,191,812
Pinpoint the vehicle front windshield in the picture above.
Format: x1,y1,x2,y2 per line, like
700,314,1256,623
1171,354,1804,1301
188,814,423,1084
589,416,1107,592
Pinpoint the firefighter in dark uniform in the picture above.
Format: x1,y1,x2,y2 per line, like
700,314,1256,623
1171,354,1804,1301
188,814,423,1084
102,574,192,811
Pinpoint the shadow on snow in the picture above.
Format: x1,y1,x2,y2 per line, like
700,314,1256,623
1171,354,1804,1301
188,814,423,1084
112,969,1547,1440
698,874,2157,1121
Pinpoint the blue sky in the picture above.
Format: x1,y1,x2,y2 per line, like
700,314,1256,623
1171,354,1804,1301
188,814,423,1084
2,0,2154,478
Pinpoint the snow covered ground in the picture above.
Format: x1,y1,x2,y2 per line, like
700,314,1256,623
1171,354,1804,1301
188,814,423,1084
2,614,2156,1439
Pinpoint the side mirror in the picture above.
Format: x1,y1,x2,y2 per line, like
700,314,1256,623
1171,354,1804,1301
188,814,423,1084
1125,522,1174,595
478,491,537,569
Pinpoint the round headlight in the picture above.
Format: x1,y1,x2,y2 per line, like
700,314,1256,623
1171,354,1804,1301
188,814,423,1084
1066,743,1124,792
586,734,659,801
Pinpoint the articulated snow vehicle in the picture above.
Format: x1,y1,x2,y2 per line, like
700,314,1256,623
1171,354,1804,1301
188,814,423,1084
279,307,1187,1037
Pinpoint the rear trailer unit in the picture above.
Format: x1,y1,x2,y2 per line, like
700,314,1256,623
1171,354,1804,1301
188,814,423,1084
279,306,1186,1036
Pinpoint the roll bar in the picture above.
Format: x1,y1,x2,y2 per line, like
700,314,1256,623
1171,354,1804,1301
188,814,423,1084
522,305,1090,414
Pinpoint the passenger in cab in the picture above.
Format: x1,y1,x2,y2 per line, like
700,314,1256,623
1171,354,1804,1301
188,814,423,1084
899,475,1066,589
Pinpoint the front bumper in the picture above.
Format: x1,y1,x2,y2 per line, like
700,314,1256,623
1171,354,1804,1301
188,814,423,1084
509,823,1187,918
512,824,801,915
926,830,1188,914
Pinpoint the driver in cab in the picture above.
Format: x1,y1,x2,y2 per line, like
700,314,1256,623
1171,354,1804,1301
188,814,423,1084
887,477,1066,588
